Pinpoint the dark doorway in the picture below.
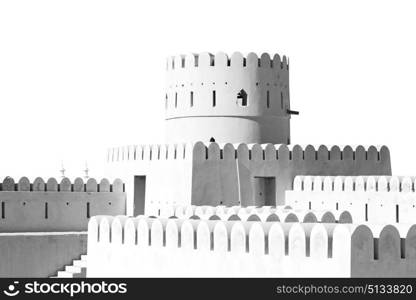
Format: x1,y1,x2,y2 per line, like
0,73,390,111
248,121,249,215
253,176,276,206
134,176,146,216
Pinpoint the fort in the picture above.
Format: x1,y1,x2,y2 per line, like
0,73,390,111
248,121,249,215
104,53,391,217
1,51,414,278
164,52,290,144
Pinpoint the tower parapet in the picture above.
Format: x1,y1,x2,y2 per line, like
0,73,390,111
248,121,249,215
165,52,292,144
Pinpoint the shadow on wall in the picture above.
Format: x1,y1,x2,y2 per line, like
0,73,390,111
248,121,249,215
0,232,87,277
192,143,392,207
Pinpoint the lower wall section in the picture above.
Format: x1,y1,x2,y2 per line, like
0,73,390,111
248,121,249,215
89,246,348,277
0,232,87,277
87,216,352,277
87,216,416,278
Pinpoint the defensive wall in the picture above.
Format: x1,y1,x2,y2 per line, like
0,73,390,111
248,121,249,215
87,216,416,277
0,176,126,232
150,204,353,224
106,143,392,212
287,176,416,223
165,52,291,144
192,143,391,206
0,176,125,277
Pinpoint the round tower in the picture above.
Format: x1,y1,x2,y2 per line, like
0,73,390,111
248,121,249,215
164,52,294,144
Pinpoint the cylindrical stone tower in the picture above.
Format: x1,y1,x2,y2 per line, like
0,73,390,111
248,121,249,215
165,52,292,144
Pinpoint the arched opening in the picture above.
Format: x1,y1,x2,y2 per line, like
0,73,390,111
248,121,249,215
237,89,248,106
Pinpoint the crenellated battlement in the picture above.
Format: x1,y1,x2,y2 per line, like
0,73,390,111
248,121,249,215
87,215,352,276
151,204,353,224
287,175,416,224
87,215,416,277
88,216,344,257
192,142,389,162
0,176,126,232
0,176,124,192
351,224,416,277
107,142,390,163
107,143,193,162
165,52,291,144
166,52,289,71
292,175,414,192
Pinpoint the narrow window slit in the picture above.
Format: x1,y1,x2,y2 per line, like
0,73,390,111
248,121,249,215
396,204,399,223
87,202,90,218
45,202,48,219
365,203,368,221
374,239,379,260
266,90,270,108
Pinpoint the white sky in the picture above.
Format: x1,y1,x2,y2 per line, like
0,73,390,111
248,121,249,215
0,0,415,179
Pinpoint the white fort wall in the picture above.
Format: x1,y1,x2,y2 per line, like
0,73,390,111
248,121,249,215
105,144,193,216
0,176,125,232
87,216,352,277
287,176,416,224
87,216,416,277
106,143,391,212
151,204,353,224
165,52,291,144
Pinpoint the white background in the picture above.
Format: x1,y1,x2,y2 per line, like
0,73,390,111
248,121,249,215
0,0,415,179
